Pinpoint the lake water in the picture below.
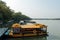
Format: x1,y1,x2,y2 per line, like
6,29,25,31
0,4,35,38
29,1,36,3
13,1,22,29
3,20,60,40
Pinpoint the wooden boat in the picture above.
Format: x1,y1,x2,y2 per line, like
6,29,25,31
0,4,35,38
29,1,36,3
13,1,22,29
5,23,47,37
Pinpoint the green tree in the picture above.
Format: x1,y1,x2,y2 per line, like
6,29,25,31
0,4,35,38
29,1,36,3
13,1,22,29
0,1,14,23
12,12,31,23
0,0,31,26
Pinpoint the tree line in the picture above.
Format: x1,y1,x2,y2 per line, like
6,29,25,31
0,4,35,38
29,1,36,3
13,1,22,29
0,0,31,25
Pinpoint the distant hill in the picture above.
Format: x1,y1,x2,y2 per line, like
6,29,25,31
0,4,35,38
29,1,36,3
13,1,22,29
31,18,60,20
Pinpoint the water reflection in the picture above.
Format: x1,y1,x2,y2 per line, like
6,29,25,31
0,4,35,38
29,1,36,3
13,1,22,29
47,34,60,40
4,36,47,40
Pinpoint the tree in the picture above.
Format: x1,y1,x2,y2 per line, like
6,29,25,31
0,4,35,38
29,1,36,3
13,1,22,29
0,1,14,23
12,12,31,23
0,0,31,27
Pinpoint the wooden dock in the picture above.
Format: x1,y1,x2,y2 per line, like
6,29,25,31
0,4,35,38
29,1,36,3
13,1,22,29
0,28,8,37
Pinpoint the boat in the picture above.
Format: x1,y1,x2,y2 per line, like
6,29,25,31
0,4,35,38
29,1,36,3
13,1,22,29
5,22,48,37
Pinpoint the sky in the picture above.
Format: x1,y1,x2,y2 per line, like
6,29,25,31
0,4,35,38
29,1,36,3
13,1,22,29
2,0,60,18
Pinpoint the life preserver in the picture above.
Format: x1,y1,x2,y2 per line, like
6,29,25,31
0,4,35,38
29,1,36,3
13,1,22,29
33,30,37,34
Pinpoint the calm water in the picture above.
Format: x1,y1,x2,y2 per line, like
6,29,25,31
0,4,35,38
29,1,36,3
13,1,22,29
4,20,60,40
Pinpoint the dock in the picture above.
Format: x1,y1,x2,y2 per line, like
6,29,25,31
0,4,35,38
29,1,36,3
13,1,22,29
0,28,8,37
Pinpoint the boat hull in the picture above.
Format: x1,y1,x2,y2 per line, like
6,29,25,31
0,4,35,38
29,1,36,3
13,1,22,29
8,32,48,37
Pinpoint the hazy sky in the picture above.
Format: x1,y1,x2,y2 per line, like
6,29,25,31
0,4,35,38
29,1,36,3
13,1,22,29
2,0,60,18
